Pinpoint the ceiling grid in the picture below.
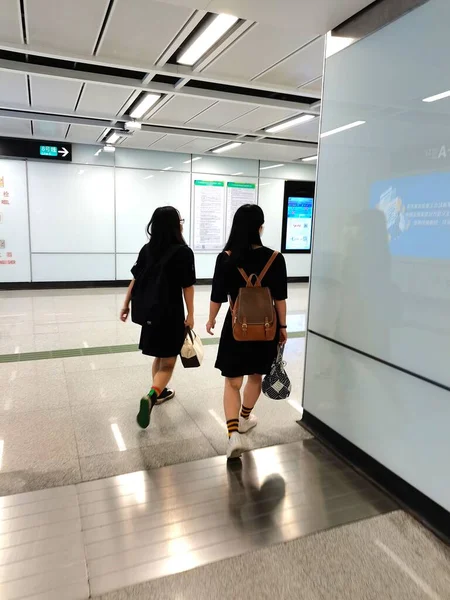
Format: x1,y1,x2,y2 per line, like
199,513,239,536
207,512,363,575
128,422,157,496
0,0,374,161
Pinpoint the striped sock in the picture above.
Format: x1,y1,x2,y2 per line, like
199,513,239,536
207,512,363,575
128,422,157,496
240,405,252,420
227,419,239,438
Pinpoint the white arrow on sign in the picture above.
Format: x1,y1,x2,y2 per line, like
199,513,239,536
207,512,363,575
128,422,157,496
58,147,69,157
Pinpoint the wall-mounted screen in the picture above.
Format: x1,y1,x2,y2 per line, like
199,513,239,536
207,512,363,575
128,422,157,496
281,180,315,253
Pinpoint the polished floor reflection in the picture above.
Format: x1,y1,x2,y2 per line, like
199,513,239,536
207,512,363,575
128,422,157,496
0,439,398,599
0,285,308,495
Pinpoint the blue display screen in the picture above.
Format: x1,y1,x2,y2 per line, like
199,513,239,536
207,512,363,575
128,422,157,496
286,196,314,250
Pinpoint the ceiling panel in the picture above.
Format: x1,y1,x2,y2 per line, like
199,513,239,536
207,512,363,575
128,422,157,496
25,0,110,54
119,131,165,148
175,137,229,153
150,96,216,126
230,142,313,162
65,125,106,143
207,0,374,33
222,107,298,133
97,0,194,63
76,84,134,117
0,73,29,109
0,117,32,137
256,36,325,87
0,0,23,44
272,117,320,142
299,77,323,95
204,24,314,81
149,134,197,151
30,76,82,113
187,101,255,129
33,121,68,139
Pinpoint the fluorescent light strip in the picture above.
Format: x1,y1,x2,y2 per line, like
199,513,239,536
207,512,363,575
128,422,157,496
178,14,238,66
183,157,202,164
106,131,120,144
423,90,450,103
260,163,284,171
302,155,318,162
125,121,142,130
266,114,315,134
212,142,242,154
321,120,365,138
130,93,161,119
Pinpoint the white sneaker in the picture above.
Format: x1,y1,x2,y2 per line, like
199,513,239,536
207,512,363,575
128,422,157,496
239,414,258,434
227,432,243,460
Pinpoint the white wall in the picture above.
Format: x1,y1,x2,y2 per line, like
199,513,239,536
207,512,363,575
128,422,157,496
0,144,315,283
303,0,450,511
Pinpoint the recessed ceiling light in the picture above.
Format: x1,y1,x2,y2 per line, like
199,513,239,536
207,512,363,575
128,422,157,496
302,155,318,162
321,120,365,138
178,14,238,66
260,163,284,171
212,142,242,154
130,93,161,119
162,166,173,171
106,131,120,144
103,145,116,153
125,121,142,130
265,114,315,134
423,90,450,103
183,157,202,164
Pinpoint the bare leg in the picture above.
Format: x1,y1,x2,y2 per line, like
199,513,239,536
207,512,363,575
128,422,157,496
243,374,262,411
224,377,243,423
152,357,161,380
152,357,177,394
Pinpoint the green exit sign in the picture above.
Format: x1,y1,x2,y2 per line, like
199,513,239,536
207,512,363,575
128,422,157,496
40,145,58,157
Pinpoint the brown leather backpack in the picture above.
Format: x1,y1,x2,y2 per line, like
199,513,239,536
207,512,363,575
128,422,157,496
230,251,278,342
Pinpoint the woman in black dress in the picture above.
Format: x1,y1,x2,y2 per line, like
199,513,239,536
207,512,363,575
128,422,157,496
206,205,288,459
120,206,196,429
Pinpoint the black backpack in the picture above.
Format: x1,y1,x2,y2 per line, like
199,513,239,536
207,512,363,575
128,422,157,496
131,244,181,326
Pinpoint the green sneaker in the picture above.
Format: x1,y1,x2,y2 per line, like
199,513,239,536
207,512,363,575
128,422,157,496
136,395,154,429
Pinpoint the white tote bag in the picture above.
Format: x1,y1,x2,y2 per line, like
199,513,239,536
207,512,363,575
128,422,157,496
180,329,204,368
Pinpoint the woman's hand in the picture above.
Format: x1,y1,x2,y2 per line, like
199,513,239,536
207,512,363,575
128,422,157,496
206,319,216,335
185,313,194,330
120,307,130,322
279,328,288,345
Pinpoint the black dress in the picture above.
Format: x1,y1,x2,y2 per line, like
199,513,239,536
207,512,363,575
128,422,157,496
131,245,196,358
211,247,288,378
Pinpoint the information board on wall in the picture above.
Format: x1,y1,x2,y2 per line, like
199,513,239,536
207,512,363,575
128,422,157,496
0,160,31,283
226,182,257,237
193,180,225,251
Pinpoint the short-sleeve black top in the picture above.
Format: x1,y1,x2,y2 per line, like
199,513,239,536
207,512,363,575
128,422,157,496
132,244,196,358
211,247,288,378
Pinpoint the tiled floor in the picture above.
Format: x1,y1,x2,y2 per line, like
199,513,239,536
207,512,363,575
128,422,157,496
0,439,402,600
0,284,309,494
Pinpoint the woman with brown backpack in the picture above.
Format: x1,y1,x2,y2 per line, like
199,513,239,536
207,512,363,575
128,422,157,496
206,204,288,459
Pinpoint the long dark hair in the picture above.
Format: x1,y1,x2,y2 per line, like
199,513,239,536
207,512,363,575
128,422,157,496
224,204,264,264
146,206,186,261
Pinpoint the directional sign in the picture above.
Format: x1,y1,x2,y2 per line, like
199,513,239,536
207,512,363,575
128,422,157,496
0,138,72,162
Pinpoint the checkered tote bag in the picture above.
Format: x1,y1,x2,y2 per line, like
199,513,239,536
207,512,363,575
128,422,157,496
262,345,292,400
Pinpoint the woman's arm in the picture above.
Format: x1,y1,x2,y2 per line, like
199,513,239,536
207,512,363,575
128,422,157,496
120,279,135,322
206,301,221,335
183,285,195,329
275,299,288,345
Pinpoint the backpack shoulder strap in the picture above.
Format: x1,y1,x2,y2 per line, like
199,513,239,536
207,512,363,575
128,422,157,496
256,251,279,286
238,268,251,286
